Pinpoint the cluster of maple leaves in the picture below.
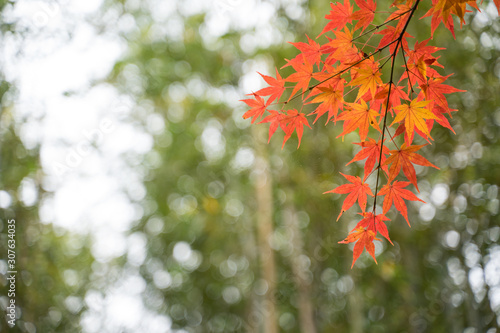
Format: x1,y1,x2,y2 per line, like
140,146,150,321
242,0,500,268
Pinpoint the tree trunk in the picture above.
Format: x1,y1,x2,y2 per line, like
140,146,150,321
252,125,278,333
284,206,317,333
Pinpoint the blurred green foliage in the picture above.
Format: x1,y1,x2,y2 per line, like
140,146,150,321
1,0,499,332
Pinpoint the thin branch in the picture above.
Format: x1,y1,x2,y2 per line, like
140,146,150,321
372,0,421,213
352,9,413,42
400,45,415,97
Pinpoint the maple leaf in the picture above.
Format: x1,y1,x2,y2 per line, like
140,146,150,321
350,67,383,101
279,109,311,148
241,93,270,123
324,173,373,220
386,3,411,23
384,143,439,191
339,227,379,268
307,81,345,124
254,68,286,104
437,0,477,25
351,0,376,32
420,75,465,115
376,26,412,54
421,0,477,37
390,99,438,143
285,55,314,101
287,35,323,68
407,38,445,67
327,28,361,64
259,110,283,143
428,105,457,133
378,181,425,226
347,138,390,181
372,82,410,115
319,0,353,36
495,0,500,15
356,212,393,245
402,54,442,86
336,100,381,141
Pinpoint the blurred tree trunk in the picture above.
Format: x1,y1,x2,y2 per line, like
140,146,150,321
252,125,278,333
284,206,317,333
348,275,364,333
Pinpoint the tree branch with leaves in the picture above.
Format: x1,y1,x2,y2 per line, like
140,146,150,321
242,0,500,268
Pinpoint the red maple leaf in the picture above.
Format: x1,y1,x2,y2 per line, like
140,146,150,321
339,227,379,268
319,0,353,36
307,79,345,124
378,181,425,226
279,109,311,148
372,82,410,115
351,0,376,32
356,212,393,245
376,26,412,54
259,109,310,148
420,75,465,115
422,0,478,37
346,138,390,181
327,28,361,64
259,110,283,143
254,68,286,104
384,143,439,191
285,56,314,101
324,173,373,220
287,34,323,68
241,93,270,123
407,38,445,68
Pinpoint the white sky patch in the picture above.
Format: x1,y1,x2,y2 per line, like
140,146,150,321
0,1,154,331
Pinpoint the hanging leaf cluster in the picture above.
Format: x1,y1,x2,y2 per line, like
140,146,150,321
242,0,500,268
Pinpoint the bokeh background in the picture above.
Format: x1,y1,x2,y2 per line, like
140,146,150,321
1,0,500,332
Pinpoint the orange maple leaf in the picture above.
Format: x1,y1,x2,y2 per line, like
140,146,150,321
307,81,345,124
336,100,381,141
287,34,323,68
324,172,373,220
339,227,379,268
327,28,360,63
420,75,465,115
259,109,311,148
356,212,393,245
319,0,353,36
347,138,390,181
241,93,269,123
352,0,376,33
280,109,311,149
390,99,438,143
285,56,314,101
376,26,412,54
384,143,439,191
422,0,478,37
254,68,286,104
259,110,283,143
378,181,425,226
350,67,383,101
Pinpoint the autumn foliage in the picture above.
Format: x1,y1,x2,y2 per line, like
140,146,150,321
242,0,500,268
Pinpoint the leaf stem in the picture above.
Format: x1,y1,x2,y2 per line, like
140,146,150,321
372,0,421,214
